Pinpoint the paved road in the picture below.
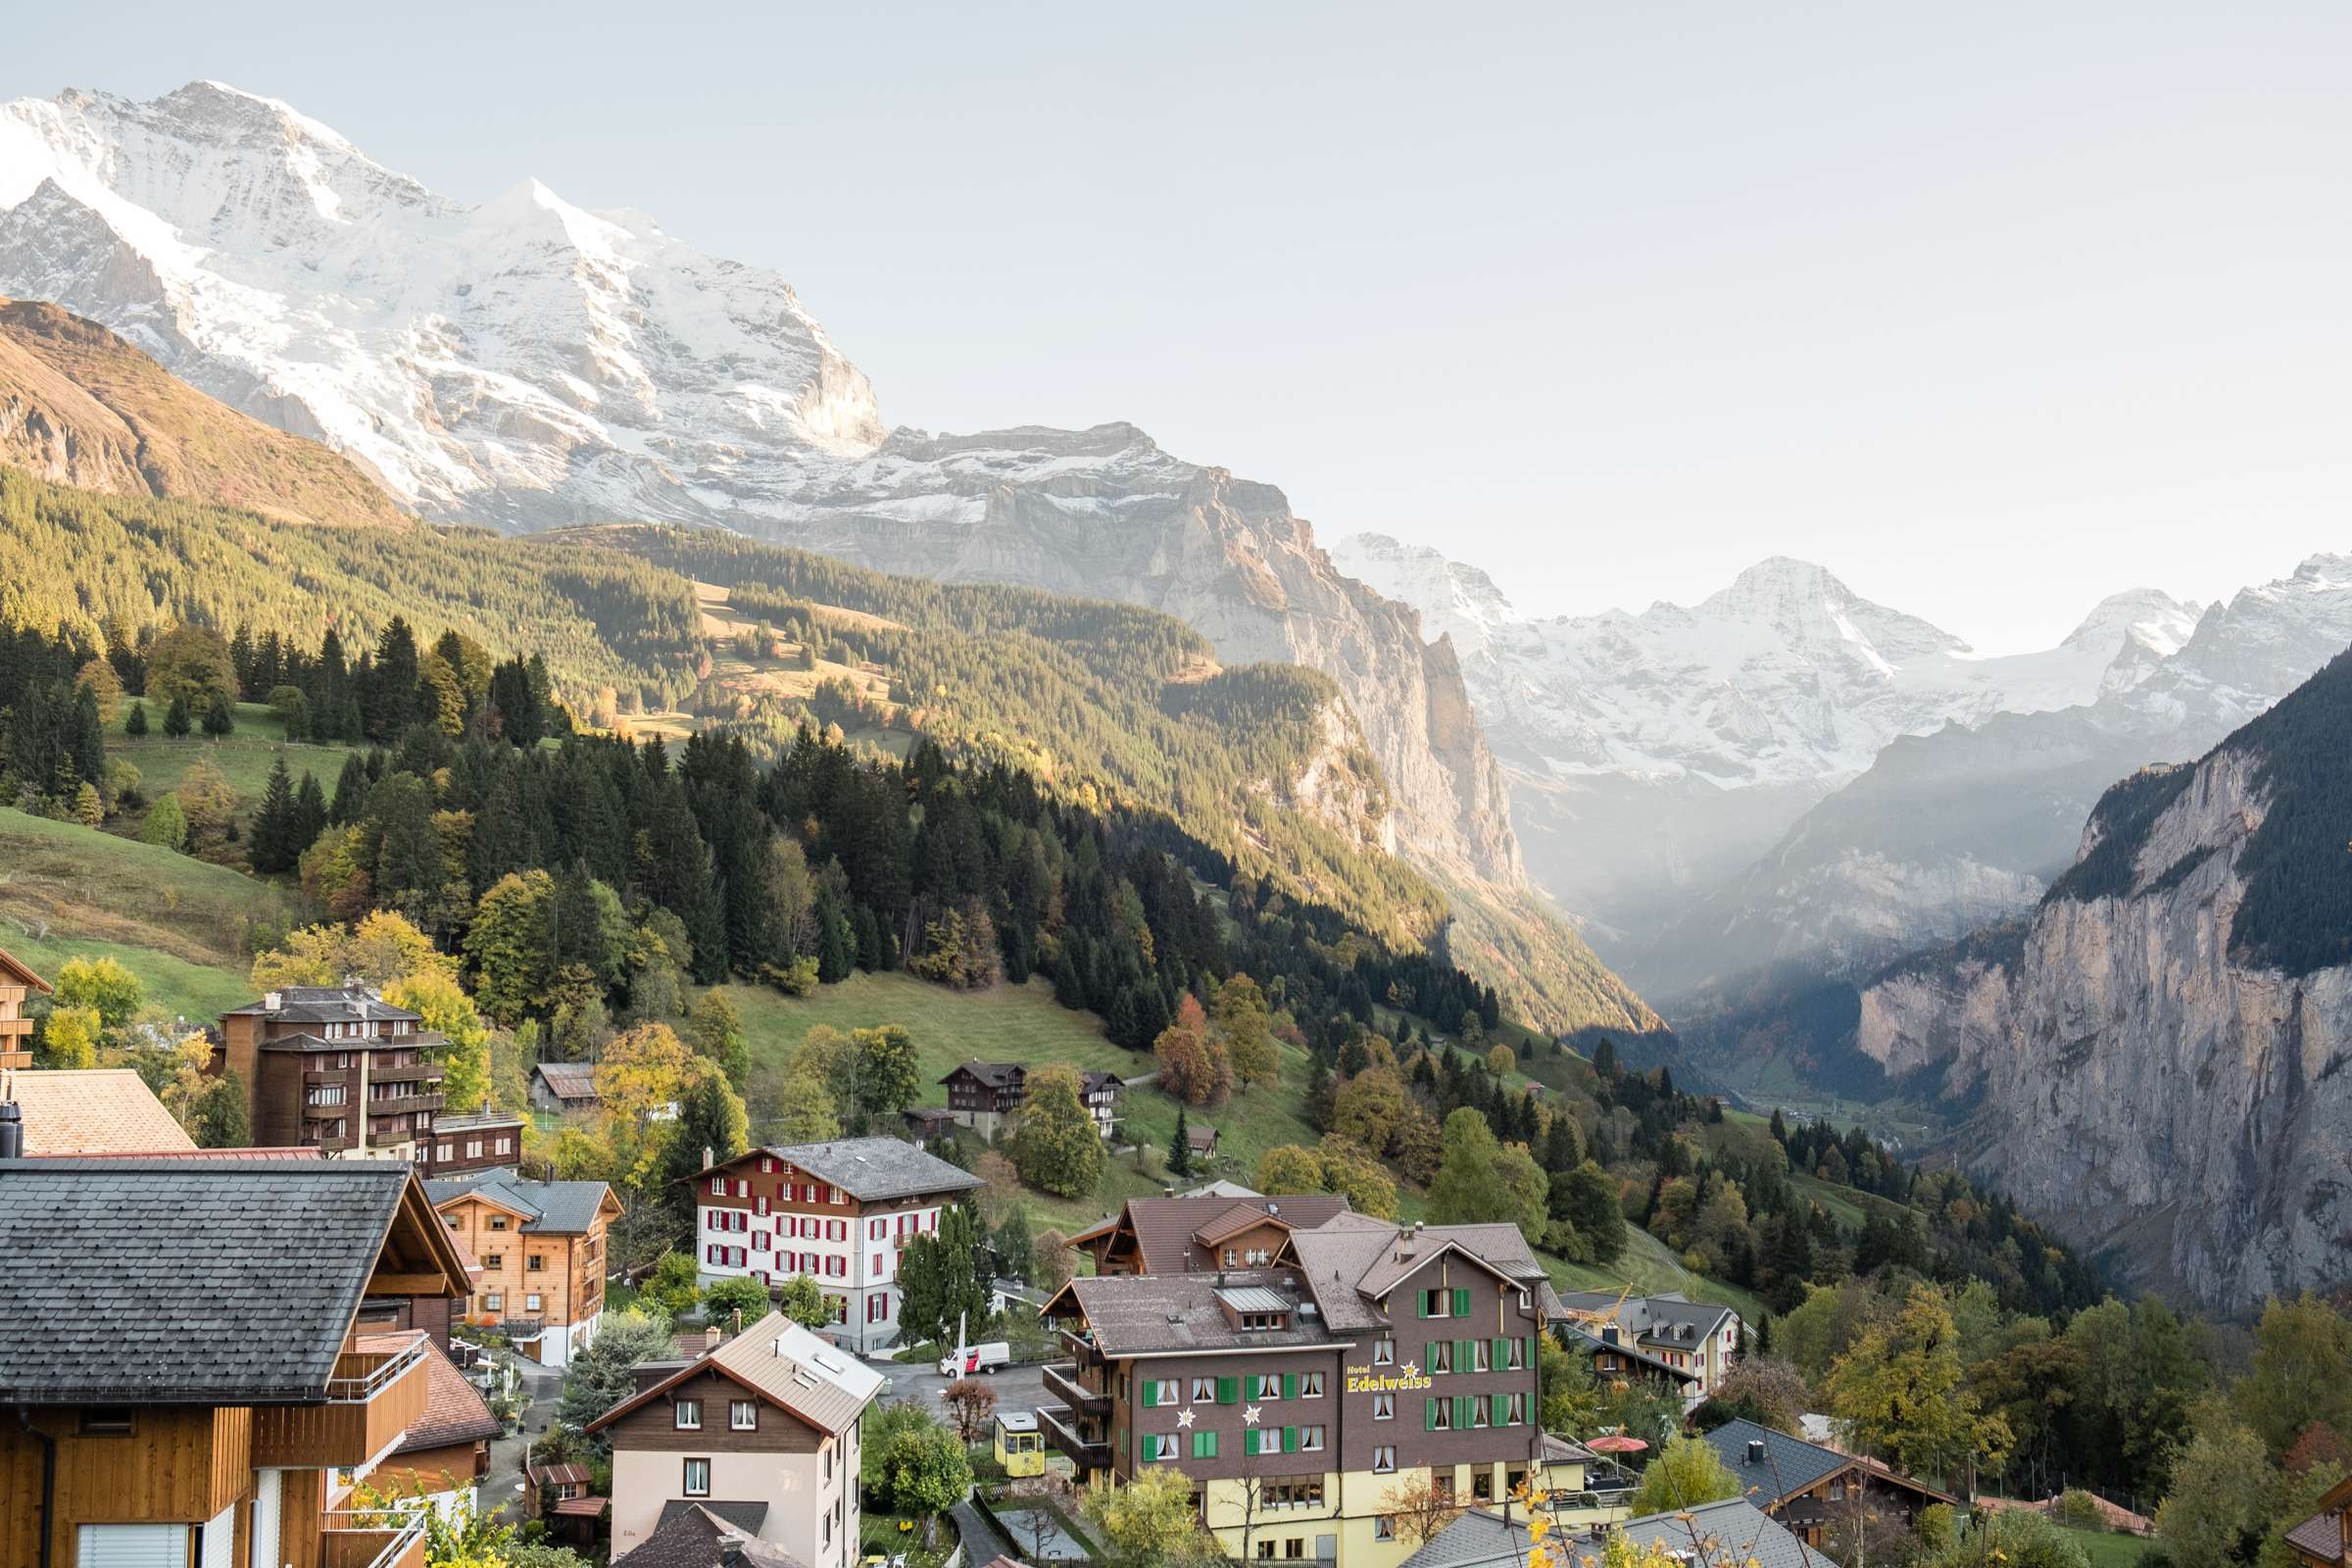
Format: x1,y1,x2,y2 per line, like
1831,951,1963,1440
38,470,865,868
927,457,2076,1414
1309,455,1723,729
483,1357,566,1524
864,1351,1049,1420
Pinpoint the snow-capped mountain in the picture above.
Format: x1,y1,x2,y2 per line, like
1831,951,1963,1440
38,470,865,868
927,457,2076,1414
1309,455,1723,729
0,82,883,526
1332,532,2206,944
0,80,1662,1035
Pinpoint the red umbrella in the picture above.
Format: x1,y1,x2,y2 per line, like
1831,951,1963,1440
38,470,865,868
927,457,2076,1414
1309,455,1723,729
1587,1434,1649,1453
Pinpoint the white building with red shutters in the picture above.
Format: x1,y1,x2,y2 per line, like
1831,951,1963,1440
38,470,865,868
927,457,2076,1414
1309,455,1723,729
692,1137,984,1351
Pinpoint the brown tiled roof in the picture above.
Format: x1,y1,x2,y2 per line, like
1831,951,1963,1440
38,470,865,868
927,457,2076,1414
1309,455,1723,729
553,1496,609,1517
0,945,51,993
4,1068,194,1155
1110,1194,1351,1275
530,1461,593,1488
943,1060,1023,1089
2286,1509,2344,1567
358,1332,502,1454
1290,1221,1552,1332
1185,1122,1218,1150
533,1061,600,1099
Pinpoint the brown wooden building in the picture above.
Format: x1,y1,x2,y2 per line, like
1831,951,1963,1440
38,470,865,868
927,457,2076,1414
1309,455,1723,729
2287,1474,2351,1568
1068,1193,1354,1277
0,1154,473,1568
427,1171,620,1368
220,986,448,1159
1701,1419,1958,1544
424,1107,527,1177
0,943,49,1070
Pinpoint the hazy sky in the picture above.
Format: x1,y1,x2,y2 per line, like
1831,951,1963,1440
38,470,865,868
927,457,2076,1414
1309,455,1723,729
8,2,2348,652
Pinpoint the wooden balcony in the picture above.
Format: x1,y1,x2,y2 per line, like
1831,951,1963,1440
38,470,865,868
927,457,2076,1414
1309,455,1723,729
321,1508,428,1568
1041,1360,1109,1417
1038,1402,1112,1473
368,1061,442,1083
252,1337,430,1469
366,1088,446,1114
1057,1327,1104,1369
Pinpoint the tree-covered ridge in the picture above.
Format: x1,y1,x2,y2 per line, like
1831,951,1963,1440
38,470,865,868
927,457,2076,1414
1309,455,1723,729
2228,647,2352,974
0,467,708,712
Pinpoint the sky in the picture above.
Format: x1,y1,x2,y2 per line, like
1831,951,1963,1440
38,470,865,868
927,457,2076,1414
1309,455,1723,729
7,1,2349,653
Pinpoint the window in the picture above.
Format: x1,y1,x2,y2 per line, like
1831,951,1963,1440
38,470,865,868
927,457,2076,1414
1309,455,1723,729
1147,1433,1180,1462
436,1143,454,1162
484,1292,503,1312
1144,1378,1180,1408
466,1139,484,1158
77,1407,132,1436
1192,1377,1217,1402
1372,1446,1396,1474
1427,1398,1452,1431
675,1399,703,1430
683,1458,710,1496
824,1445,834,1481
488,1215,510,1231
1298,1372,1324,1398
1251,1373,1282,1400
483,1253,504,1271
496,1137,513,1154
823,1514,833,1548
524,1294,543,1313
1299,1425,1325,1451
1504,1393,1528,1426
1375,1519,1396,1543
1257,1544,1276,1561
1373,1338,1395,1366
1473,1471,1493,1501
1224,1248,1238,1267
528,1254,546,1272
1419,1288,1448,1318
710,1176,727,1196
1429,1342,1452,1374
1471,1396,1491,1428
1471,1340,1491,1373
1372,1392,1394,1421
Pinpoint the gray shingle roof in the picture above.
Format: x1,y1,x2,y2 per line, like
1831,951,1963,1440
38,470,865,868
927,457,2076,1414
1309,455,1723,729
2286,1508,2343,1567
942,1060,1023,1089
1057,1269,1342,1355
426,1171,612,1234
760,1137,984,1202
656,1499,770,1534
226,986,423,1024
620,1503,799,1568
0,1156,411,1403
1399,1499,1809,1568
533,1061,600,1099
1701,1418,1854,1503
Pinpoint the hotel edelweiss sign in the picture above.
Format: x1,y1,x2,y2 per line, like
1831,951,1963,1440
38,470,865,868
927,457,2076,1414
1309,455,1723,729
1345,1359,1433,1395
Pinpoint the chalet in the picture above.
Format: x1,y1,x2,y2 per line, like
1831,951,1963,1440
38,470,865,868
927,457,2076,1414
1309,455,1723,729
532,1059,603,1114
1035,1213,1594,1568
901,1105,960,1148
220,985,448,1159
940,1059,1027,1140
1555,1291,1742,1396
590,1312,885,1564
2287,1474,2352,1568
1560,1322,1699,1396
1187,1120,1220,1160
526,1459,597,1514
425,1107,527,1177
1079,1069,1123,1138
427,1171,621,1368
613,1502,802,1568
1398,1498,1811,1568
1066,1191,1354,1277
3,1065,196,1153
357,1331,503,1520
690,1137,983,1352
0,942,50,1069
0,1151,472,1568
1700,1418,1957,1544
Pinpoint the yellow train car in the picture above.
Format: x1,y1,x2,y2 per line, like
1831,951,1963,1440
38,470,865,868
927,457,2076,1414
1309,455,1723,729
995,1409,1046,1477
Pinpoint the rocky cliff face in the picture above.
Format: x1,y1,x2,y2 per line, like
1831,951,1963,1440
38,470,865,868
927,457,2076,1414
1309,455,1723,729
1856,674,2352,1307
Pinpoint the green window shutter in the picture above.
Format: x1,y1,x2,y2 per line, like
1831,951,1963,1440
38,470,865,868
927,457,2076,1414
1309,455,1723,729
1197,1430,1216,1458
1142,1381,1157,1408
1245,1428,1258,1456
1456,1396,1471,1429
1452,1287,1471,1317
1494,1336,1508,1366
1424,1397,1437,1430
1457,1338,1472,1370
1283,1373,1298,1400
1218,1376,1239,1405
1417,1293,1429,1319
1284,1425,1299,1454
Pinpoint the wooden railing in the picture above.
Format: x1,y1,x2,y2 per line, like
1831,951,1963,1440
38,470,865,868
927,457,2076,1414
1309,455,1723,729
320,1508,428,1568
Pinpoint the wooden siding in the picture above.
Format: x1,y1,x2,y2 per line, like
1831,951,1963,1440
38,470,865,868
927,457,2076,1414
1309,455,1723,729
604,1368,823,1454
251,1344,430,1468
0,1405,254,1566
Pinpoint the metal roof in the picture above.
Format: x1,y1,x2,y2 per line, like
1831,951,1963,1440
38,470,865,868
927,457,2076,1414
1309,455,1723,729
1214,1286,1293,1313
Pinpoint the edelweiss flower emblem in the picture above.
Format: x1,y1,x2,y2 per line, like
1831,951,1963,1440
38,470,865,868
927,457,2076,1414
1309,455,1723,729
1176,1409,1196,1428
1400,1361,1421,1379
1243,1404,1262,1425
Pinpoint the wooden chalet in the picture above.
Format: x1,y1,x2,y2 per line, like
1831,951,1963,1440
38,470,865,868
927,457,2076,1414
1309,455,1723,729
0,1153,473,1568
1701,1419,1958,1544
1065,1192,1353,1276
0,944,49,1070
2287,1473,2352,1568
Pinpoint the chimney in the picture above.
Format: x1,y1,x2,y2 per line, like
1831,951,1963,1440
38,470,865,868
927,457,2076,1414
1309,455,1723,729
0,1098,22,1160
1163,1185,1175,1198
1746,1440,1766,1464
703,1144,716,1171
264,991,281,1011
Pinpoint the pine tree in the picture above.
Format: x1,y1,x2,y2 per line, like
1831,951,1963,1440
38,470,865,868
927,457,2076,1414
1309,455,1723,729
123,700,148,737
250,757,300,873
202,692,235,736
292,771,328,855
162,694,192,737
329,752,370,824
1169,1106,1194,1176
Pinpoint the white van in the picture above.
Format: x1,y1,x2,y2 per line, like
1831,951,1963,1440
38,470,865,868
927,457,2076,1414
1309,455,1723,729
939,1341,1010,1376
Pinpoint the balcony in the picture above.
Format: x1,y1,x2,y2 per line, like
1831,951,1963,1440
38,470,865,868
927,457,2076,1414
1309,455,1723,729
304,1101,355,1120
1041,1361,1110,1418
321,1508,428,1568
1037,1403,1112,1472
252,1336,431,1469
369,1059,442,1083
366,1089,446,1115
1057,1327,1104,1369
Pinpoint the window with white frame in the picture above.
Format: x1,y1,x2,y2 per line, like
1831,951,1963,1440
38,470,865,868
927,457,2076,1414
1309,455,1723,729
684,1457,710,1496
1372,1446,1396,1474
731,1400,758,1431
1298,1371,1324,1397
1373,1338,1395,1365
1372,1392,1394,1420
675,1398,702,1430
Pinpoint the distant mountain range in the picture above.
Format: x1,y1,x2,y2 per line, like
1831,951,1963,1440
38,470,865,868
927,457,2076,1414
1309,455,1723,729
0,80,1649,1037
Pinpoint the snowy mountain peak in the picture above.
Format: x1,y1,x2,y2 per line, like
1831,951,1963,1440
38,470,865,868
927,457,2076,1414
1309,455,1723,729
1698,556,1968,663
2062,587,2204,656
1329,532,1518,657
0,79,884,524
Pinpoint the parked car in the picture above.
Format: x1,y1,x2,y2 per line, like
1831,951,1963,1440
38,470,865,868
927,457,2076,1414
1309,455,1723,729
939,1340,1010,1376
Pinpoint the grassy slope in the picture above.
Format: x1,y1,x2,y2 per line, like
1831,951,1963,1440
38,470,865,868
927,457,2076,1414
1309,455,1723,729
0,808,266,1019
106,700,357,809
